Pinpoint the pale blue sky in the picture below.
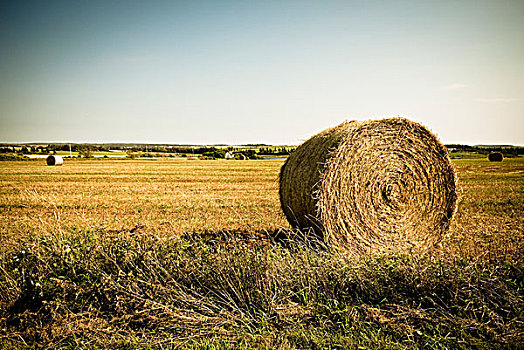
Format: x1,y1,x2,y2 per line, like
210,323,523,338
1,0,523,144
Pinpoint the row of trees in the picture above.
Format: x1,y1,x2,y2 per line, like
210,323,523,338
0,145,96,158
0,145,106,154
257,147,296,155
3,143,522,157
7,143,523,158
445,144,524,157
120,146,296,156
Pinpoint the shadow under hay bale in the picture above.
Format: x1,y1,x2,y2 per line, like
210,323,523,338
279,118,457,254
488,152,503,162
46,155,63,166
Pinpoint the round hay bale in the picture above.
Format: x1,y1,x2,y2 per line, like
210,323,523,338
279,118,457,254
488,152,503,162
46,155,63,166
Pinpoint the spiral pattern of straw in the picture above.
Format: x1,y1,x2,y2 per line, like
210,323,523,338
279,118,457,254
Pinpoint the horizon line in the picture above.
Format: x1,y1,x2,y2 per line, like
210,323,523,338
2,141,524,148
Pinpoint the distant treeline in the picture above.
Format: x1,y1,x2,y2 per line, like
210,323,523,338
0,144,109,154
1,143,522,157
123,146,295,155
0,144,297,155
445,144,524,157
257,147,295,155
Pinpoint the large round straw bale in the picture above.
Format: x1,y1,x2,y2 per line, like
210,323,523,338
488,152,503,162
46,155,63,166
279,118,457,253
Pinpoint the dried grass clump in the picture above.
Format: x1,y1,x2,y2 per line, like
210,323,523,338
46,155,63,166
279,118,457,254
488,152,503,162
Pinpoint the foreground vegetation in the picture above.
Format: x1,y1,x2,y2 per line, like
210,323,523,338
0,158,523,348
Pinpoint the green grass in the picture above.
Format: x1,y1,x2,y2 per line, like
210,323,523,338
1,231,522,349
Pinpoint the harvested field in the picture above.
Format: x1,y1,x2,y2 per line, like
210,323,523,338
0,158,523,348
0,159,285,243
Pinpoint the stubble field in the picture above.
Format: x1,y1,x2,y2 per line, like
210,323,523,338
0,158,523,349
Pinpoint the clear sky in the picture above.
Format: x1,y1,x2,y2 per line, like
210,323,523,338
1,0,523,145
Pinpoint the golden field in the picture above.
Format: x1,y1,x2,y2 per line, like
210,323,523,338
0,157,523,349
1,158,522,260
1,159,286,241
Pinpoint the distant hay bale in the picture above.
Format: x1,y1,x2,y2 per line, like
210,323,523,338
488,152,503,162
279,118,457,254
46,155,63,166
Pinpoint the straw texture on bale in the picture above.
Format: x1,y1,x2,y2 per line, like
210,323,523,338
46,155,63,166
279,118,457,253
488,152,503,162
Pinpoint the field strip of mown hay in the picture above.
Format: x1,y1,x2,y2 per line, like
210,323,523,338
0,158,523,348
0,159,286,242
